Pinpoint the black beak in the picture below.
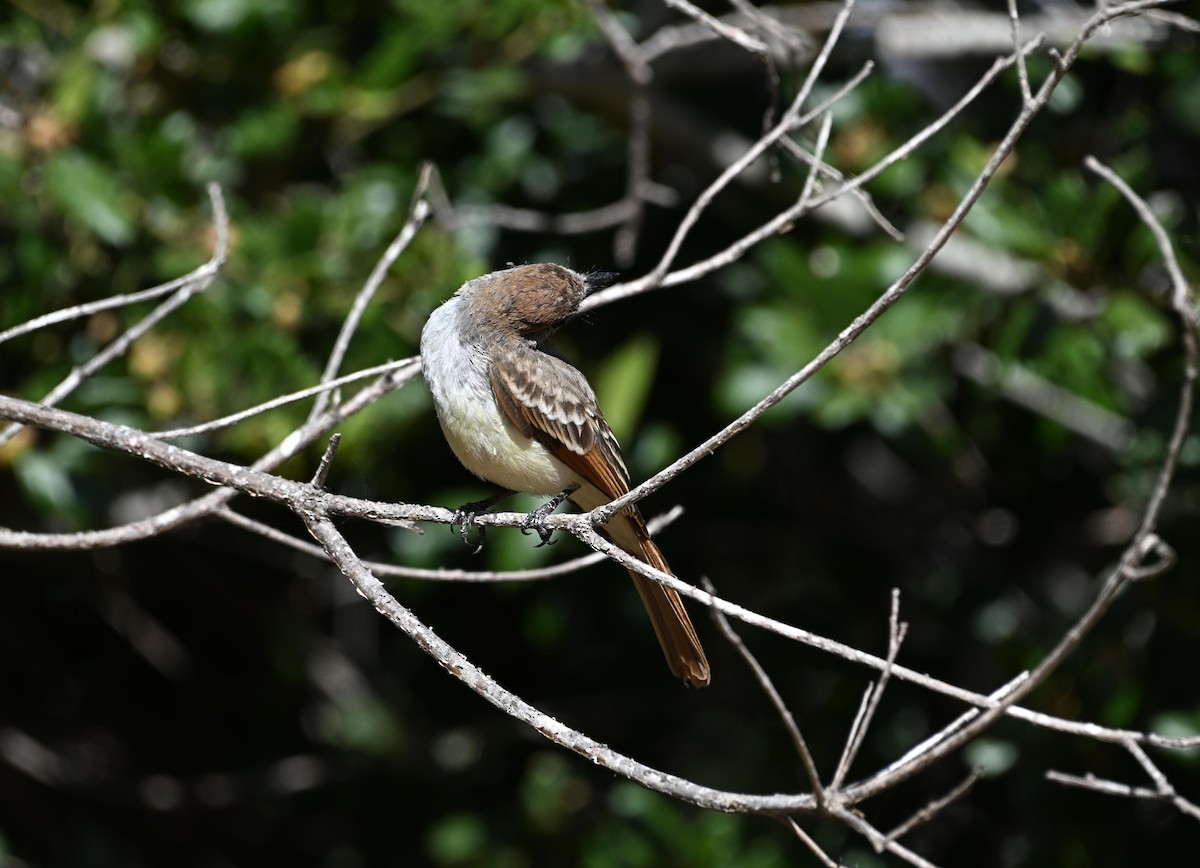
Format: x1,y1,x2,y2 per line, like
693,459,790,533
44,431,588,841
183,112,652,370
584,271,620,294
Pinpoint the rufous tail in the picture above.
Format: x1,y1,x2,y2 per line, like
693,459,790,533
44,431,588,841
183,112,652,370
609,513,710,687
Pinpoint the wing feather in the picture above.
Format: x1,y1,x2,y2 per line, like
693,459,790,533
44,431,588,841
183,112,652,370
489,347,630,501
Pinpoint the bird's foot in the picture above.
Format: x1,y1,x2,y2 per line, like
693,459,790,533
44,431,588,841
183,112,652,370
451,490,513,555
520,484,579,548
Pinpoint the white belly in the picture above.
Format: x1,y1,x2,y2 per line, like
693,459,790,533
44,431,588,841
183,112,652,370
420,299,576,496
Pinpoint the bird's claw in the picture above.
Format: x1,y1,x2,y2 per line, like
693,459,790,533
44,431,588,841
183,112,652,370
519,483,578,548
519,507,557,547
451,497,502,555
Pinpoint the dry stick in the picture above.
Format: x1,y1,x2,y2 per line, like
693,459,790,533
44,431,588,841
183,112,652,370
1007,0,1033,104
215,503,685,583
0,265,218,346
0,363,422,550
1125,740,1200,822
154,358,418,440
300,503,816,815
666,0,783,182
566,520,1198,753
1047,763,1200,821
592,5,1159,527
306,165,433,424
582,0,654,267
776,136,905,241
832,806,939,868
438,197,671,234
426,157,678,235
783,816,843,868
1084,155,1198,531
1046,770,1167,801
1147,8,1200,32
837,108,1198,808
615,90,652,267
796,111,834,212
832,687,873,788
3,393,1198,779
589,32,1041,309
725,0,785,182
885,768,986,846
665,0,769,54
0,183,229,450
310,432,340,489
831,589,907,791
704,577,824,803
644,0,859,287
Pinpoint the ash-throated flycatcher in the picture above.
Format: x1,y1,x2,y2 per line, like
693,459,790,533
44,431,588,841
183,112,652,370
420,263,710,687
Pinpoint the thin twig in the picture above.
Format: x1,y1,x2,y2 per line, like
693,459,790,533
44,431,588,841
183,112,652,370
311,434,341,489
784,816,842,867
306,164,432,424
831,687,874,792
215,504,684,583
0,363,420,549
644,0,860,287
795,111,834,214
832,589,907,790
1007,0,1034,104
4,394,1199,753
704,576,824,803
588,33,1042,309
0,183,230,448
153,358,419,440
664,0,769,54
1084,155,1198,538
776,135,905,241
582,0,654,267
301,504,818,814
832,806,940,868
885,768,985,844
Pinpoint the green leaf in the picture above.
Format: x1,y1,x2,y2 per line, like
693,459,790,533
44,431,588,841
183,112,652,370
592,333,659,443
44,151,135,245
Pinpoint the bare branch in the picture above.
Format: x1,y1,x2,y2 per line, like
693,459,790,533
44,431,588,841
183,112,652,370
9,393,1198,760
1084,155,1198,540
704,576,824,802
591,4,1147,528
301,503,819,814
0,182,230,449
307,165,433,423
832,806,940,868
885,768,986,845
0,362,421,549
664,0,769,55
1006,0,1034,104
642,0,862,287
154,358,419,441
832,589,907,790
215,503,685,583
784,816,842,867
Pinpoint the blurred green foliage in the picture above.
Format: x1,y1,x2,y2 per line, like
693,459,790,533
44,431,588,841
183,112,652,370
2,1,1199,866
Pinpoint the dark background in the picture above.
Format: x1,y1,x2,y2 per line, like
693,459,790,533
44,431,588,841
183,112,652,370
2,1,1198,865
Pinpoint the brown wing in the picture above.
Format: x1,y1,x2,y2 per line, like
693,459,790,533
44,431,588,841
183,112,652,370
492,345,711,687
489,345,630,501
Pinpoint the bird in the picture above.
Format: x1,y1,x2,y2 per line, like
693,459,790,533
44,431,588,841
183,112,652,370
419,263,710,687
